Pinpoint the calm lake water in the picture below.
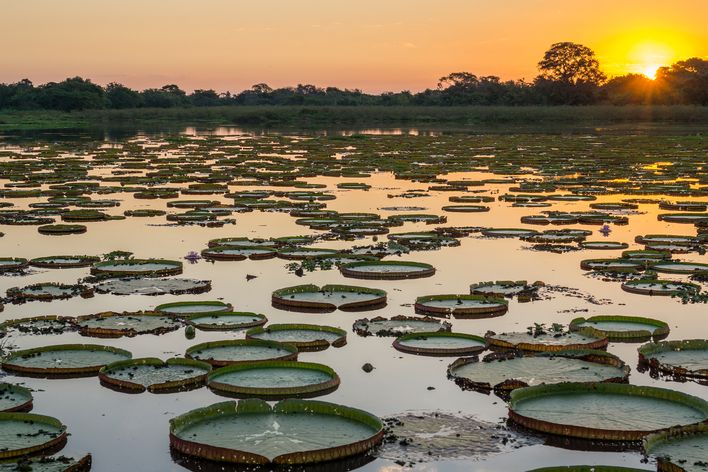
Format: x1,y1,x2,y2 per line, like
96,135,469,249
0,125,705,471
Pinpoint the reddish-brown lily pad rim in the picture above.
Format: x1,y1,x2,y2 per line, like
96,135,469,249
200,246,277,261
621,280,700,296
28,255,100,269
485,331,609,353
99,357,212,394
0,412,68,460
91,258,183,277
414,294,508,318
638,339,708,381
508,382,708,442
185,339,298,367
185,312,267,331
2,344,132,377
74,311,182,338
393,332,488,357
0,257,28,272
643,422,708,472
169,399,384,465
339,260,435,280
0,382,33,413
447,350,630,395
245,324,347,351
569,315,670,342
271,284,387,312
207,360,340,399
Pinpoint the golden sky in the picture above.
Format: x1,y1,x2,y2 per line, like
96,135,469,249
2,0,706,92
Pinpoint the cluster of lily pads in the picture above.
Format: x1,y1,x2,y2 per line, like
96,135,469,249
0,132,706,470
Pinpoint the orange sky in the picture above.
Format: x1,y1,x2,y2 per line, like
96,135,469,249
2,0,706,93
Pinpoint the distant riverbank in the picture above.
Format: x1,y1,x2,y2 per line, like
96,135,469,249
1,105,707,132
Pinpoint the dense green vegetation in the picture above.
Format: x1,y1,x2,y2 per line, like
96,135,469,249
1,43,706,116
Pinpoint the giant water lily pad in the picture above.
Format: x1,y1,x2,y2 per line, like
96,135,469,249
0,383,33,413
99,357,211,393
353,315,451,337
207,361,339,399
508,383,708,441
75,312,182,338
246,324,346,351
570,315,670,342
644,423,708,472
448,350,630,395
470,280,540,298
2,344,132,377
621,280,700,296
93,277,211,296
339,261,435,280
28,255,100,269
0,454,92,471
527,467,650,471
638,339,708,381
652,262,708,274
393,332,487,357
0,316,75,336
0,258,28,273
201,246,276,261
6,283,93,303
91,259,183,277
0,412,67,459
169,399,383,465
414,294,508,318
186,312,267,331
272,284,386,312
155,301,232,315
485,330,608,353
185,340,298,367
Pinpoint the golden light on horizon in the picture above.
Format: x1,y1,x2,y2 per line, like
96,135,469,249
628,41,675,78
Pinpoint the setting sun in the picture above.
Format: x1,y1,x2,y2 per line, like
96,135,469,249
641,64,661,79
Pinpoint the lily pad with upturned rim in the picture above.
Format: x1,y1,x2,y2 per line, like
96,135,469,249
185,340,298,367
638,339,708,381
570,315,670,342
207,361,340,399
485,330,608,353
2,344,132,378
168,399,383,465
508,382,708,441
643,422,708,472
91,259,183,277
74,311,182,338
414,294,508,318
393,332,488,357
339,261,435,280
271,284,386,312
99,357,212,393
0,412,68,460
185,312,267,331
245,324,346,351
353,315,451,337
155,301,233,316
0,383,33,413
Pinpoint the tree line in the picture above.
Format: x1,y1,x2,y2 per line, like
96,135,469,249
1,43,705,111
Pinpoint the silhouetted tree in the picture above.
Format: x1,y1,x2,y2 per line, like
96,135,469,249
105,83,142,109
535,42,606,104
602,74,656,104
189,89,221,107
656,58,708,105
36,77,105,111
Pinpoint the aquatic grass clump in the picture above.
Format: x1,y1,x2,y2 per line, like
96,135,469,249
99,357,212,393
169,399,383,465
272,284,387,312
207,361,340,399
508,382,708,442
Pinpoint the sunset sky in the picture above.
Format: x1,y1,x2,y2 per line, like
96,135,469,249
2,0,706,93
